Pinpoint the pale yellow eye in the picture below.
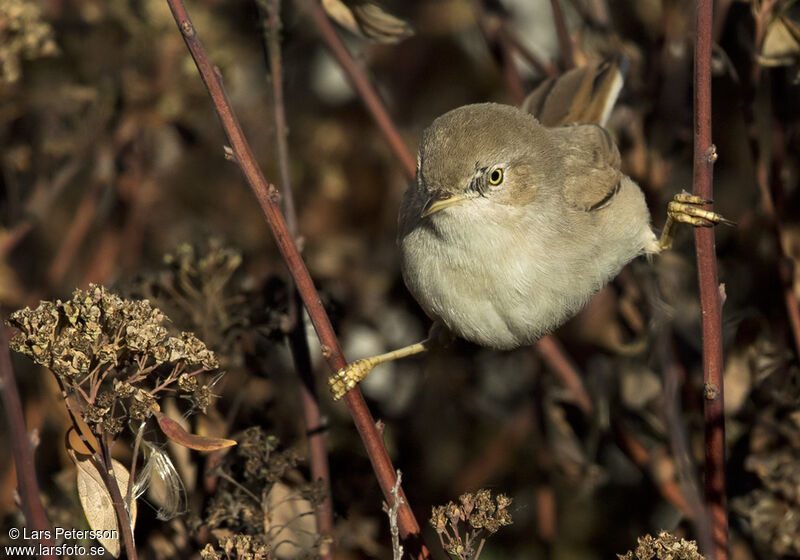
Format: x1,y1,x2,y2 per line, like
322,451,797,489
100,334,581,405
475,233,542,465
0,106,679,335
489,168,504,185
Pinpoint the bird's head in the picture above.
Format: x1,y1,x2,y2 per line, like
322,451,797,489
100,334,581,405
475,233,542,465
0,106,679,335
415,103,559,218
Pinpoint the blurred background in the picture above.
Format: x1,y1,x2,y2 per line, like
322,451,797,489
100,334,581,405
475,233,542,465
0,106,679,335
1,0,800,558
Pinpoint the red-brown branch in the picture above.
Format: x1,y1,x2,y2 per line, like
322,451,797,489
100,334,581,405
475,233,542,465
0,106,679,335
472,0,526,105
616,426,694,519
742,2,800,360
0,325,56,559
163,2,429,557
549,0,575,69
302,0,416,179
535,336,593,415
692,2,727,559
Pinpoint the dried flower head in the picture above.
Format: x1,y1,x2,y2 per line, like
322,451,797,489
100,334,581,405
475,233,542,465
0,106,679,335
205,428,324,555
7,284,220,432
0,0,59,85
430,489,512,560
200,534,272,560
617,531,704,560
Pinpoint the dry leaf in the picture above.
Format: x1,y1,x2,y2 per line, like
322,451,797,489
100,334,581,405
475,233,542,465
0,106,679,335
138,441,188,521
67,448,136,558
66,417,100,455
154,410,237,451
760,14,800,66
265,482,318,559
321,0,413,44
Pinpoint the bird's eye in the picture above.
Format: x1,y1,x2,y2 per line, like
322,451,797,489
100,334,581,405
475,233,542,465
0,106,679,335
488,168,504,185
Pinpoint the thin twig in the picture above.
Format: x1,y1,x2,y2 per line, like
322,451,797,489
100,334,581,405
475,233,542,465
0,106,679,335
712,0,733,42
692,2,727,559
615,426,694,519
549,0,575,69
655,327,713,554
260,1,335,556
384,470,404,560
0,155,84,259
97,432,138,560
163,2,430,557
46,180,104,288
302,0,416,179
0,324,56,559
534,336,593,414
471,0,526,105
741,2,800,358
496,21,557,77
126,421,146,508
565,0,611,28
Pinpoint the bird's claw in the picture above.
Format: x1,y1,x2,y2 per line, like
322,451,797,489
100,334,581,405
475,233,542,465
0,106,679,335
668,192,733,227
328,358,376,400
658,192,734,251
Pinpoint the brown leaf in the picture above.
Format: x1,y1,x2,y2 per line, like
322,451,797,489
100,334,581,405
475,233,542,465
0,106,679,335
265,482,318,559
67,448,136,558
66,417,100,455
154,411,236,451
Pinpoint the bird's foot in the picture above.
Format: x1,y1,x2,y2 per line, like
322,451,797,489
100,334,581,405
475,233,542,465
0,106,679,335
329,358,379,401
658,191,734,251
328,335,439,400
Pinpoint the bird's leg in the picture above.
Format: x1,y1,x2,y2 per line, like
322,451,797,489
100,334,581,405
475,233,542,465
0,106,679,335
658,192,734,251
329,323,451,400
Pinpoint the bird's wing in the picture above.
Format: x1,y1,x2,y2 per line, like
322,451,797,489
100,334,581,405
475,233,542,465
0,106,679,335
521,56,627,127
551,123,622,211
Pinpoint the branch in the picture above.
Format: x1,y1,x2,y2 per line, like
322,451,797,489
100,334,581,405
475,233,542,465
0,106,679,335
302,0,416,179
534,336,592,415
472,0,526,105
163,1,429,557
692,2,727,559
260,1,334,556
549,0,575,69
741,2,800,359
97,433,138,560
0,324,55,559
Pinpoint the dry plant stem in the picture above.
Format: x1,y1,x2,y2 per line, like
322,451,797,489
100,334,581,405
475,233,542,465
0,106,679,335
0,325,56,559
768,127,800,357
126,421,146,508
615,426,694,518
712,0,733,42
566,0,611,28
302,0,416,179
534,336,592,414
549,0,575,69
385,471,404,560
97,433,138,560
751,0,779,84
499,39,526,105
496,21,557,77
472,0,525,105
742,3,800,357
0,155,83,259
262,1,335,554
46,180,103,287
656,330,713,555
0,223,33,259
164,2,430,557
693,2,727,559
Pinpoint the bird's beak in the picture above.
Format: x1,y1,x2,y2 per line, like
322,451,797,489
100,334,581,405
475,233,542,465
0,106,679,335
421,194,469,217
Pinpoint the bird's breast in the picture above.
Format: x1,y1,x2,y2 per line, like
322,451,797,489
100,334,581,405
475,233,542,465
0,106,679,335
399,180,656,349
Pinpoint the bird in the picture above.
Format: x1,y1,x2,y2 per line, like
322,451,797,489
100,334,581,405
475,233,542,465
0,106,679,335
328,58,730,400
